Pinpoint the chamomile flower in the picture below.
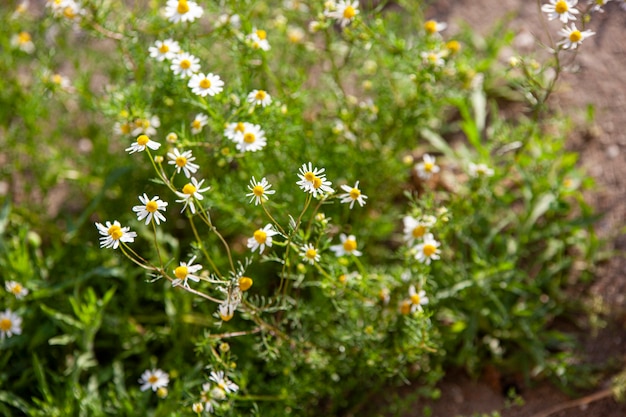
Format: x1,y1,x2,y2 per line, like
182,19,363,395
209,371,239,394
247,89,272,107
149,39,181,61
300,243,320,264
132,194,168,225
139,369,170,392
125,134,161,154
235,123,267,152
421,50,445,67
95,220,137,249
339,180,368,208
413,233,441,265
190,113,208,134
415,154,440,180
246,176,276,205
188,72,224,97
325,0,359,28
468,162,495,178
541,0,579,23
49,73,71,90
171,52,200,78
167,148,200,178
172,255,202,288
297,162,334,197
218,300,237,321
5,281,28,299
0,309,22,339
131,115,161,136
558,23,595,49
589,0,611,12
11,32,35,54
330,233,362,257
246,29,271,51
247,224,278,254
423,19,447,35
408,285,429,313
192,403,203,413
402,216,433,245
224,122,247,141
164,0,203,23
114,121,132,136
175,177,211,213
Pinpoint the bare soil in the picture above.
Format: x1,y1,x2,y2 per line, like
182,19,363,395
386,1,626,416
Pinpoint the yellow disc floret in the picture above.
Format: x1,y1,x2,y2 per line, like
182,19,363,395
177,0,190,14
349,188,361,200
254,230,267,244
255,90,267,100
199,78,211,89
256,29,267,40
343,5,356,19
305,248,317,260
175,156,187,167
0,318,12,332
412,225,426,238
107,224,123,240
239,277,253,291
424,20,437,34
343,238,357,252
243,133,256,143
137,135,150,146
252,185,265,197
174,265,188,279
182,183,197,195
423,243,437,257
146,200,158,213
180,59,191,70
554,0,568,13
569,30,582,43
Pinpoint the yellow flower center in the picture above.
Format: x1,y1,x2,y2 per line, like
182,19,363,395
303,171,315,182
239,277,253,291
192,120,202,130
174,265,188,279
142,119,151,129
343,239,357,252
11,284,23,295
411,293,421,305
120,123,131,134
428,53,439,63
305,248,317,260
343,5,356,19
63,6,76,19
159,44,169,53
220,311,234,321
134,119,144,128
312,177,323,189
338,274,347,283
148,375,159,384
254,230,267,244
199,78,211,89
18,32,31,43
252,185,265,197
107,225,123,240
180,59,191,70
569,30,582,42
424,20,437,34
555,0,568,13
446,40,461,53
424,161,434,172
400,300,411,315
182,183,196,195
177,0,190,14
243,132,256,143
235,122,245,133
412,225,426,238
423,243,437,257
255,90,267,101
0,318,12,332
256,29,267,40
137,135,149,146
175,156,187,167
146,200,158,213
349,188,360,200
52,74,63,84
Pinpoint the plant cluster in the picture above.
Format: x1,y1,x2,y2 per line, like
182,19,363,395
0,0,618,416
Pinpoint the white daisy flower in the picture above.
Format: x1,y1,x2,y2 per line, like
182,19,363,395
402,216,433,245
175,177,211,214
48,73,71,89
113,121,132,136
95,220,137,249
300,243,320,265
415,154,440,180
132,194,168,225
149,39,181,61
339,180,368,209
468,162,495,178
224,121,247,141
247,89,272,107
125,134,161,154
247,224,278,254
172,255,202,288
138,368,170,392
330,233,362,257
5,281,28,299
541,0,579,23
188,72,224,97
209,371,239,394
558,23,595,49
589,0,611,13
171,52,200,78
11,32,35,53
413,233,441,265
246,176,276,205
218,300,237,321
423,19,447,35
246,29,271,51
131,115,161,137
421,50,445,67
167,148,200,178
296,162,334,197
408,285,429,313
164,0,203,23
325,0,359,28
190,113,209,134
235,123,266,152
0,309,22,339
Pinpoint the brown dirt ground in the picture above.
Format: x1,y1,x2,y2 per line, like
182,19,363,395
384,1,626,417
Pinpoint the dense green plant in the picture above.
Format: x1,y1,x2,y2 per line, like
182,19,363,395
0,0,611,416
